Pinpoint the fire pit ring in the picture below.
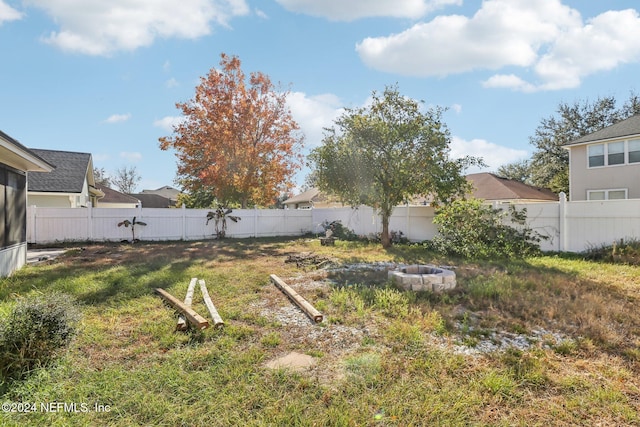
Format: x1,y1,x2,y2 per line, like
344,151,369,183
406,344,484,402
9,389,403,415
388,265,456,293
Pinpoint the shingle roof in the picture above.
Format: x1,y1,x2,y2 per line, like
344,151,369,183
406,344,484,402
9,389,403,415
28,149,91,193
96,185,140,205
283,188,322,205
565,114,640,146
466,173,558,201
130,193,174,208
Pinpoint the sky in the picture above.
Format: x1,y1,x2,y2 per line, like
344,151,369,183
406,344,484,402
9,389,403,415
1,0,640,194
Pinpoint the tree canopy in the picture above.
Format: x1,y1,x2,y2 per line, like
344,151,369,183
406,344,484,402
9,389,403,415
309,85,480,247
159,53,304,208
111,166,141,194
499,92,640,194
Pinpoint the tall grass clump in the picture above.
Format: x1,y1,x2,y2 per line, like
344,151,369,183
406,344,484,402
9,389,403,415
0,292,80,381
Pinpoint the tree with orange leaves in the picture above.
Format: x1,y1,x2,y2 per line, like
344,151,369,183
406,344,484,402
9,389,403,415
159,53,304,208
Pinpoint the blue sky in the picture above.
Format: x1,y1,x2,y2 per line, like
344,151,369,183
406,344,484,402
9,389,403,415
1,0,639,193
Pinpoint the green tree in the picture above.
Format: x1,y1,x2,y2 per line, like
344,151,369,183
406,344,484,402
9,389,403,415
309,85,481,248
528,92,640,194
496,159,532,184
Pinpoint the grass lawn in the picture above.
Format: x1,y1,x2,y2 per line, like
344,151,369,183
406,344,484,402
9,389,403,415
1,237,639,426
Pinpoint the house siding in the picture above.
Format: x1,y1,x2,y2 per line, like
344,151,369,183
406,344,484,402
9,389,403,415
569,143,640,201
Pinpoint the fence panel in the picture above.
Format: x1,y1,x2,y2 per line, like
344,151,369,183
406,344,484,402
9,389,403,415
26,199,640,253
564,200,640,252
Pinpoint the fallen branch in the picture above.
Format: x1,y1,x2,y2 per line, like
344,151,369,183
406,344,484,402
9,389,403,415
198,279,224,328
270,274,323,323
177,278,198,331
155,288,209,330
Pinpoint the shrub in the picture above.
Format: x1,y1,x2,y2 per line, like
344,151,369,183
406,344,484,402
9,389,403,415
0,293,80,381
582,238,640,265
320,220,358,241
428,198,546,258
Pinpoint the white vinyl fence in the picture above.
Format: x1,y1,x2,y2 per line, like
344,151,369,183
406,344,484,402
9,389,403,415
27,194,640,253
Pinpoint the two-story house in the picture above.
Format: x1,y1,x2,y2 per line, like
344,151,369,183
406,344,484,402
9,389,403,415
564,114,640,201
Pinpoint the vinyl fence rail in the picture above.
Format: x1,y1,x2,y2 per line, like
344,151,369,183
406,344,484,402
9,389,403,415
26,193,640,253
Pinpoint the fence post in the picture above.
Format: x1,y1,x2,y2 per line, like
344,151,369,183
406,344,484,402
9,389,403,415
181,204,186,240
559,192,567,252
254,207,258,238
87,202,93,241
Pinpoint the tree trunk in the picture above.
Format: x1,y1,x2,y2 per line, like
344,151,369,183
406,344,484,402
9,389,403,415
381,214,391,248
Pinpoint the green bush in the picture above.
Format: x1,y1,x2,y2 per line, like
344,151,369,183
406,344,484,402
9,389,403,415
427,198,546,258
0,292,80,381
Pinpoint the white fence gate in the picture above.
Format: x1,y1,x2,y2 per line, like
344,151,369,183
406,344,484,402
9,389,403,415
26,194,640,253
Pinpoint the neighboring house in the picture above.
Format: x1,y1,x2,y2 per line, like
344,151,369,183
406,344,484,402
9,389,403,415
466,173,558,203
95,185,140,208
130,193,174,208
140,186,180,205
283,187,344,209
564,114,640,201
27,149,104,207
286,175,556,209
0,131,54,277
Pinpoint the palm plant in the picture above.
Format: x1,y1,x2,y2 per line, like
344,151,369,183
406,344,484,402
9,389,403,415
206,205,240,239
117,216,147,243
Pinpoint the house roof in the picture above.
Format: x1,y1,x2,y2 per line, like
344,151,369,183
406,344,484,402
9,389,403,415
466,173,558,201
28,149,92,193
283,187,323,205
0,130,54,172
565,114,640,146
140,186,181,200
96,185,140,205
130,193,174,208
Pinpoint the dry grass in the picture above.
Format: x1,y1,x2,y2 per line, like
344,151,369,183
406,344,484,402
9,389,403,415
1,237,639,426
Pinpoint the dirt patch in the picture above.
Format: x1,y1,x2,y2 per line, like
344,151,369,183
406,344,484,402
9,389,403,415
265,352,317,371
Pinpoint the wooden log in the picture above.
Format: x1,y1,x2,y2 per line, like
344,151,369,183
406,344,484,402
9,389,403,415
198,280,224,328
155,288,209,330
270,274,323,323
177,278,198,331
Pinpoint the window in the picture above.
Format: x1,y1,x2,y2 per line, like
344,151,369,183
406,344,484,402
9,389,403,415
588,144,604,167
1,165,27,248
630,139,640,163
587,189,628,200
608,141,625,165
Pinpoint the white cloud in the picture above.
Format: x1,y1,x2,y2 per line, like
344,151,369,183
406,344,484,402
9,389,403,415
120,151,142,162
286,92,344,148
255,8,268,19
153,115,184,132
104,113,132,123
451,103,462,114
0,1,22,23
165,78,179,88
449,136,528,173
357,0,640,91
23,0,250,55
275,0,461,21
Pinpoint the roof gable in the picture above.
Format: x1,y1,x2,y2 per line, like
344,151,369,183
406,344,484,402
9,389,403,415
565,114,640,146
28,149,92,193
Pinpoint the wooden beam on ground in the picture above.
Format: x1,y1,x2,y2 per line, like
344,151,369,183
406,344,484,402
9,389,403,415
270,274,323,323
155,288,209,330
177,278,198,331
198,280,224,328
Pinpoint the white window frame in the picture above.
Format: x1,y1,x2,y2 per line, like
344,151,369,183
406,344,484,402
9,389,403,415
586,188,628,200
587,139,640,168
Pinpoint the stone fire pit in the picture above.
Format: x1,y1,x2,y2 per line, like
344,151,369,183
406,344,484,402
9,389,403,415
389,265,456,293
